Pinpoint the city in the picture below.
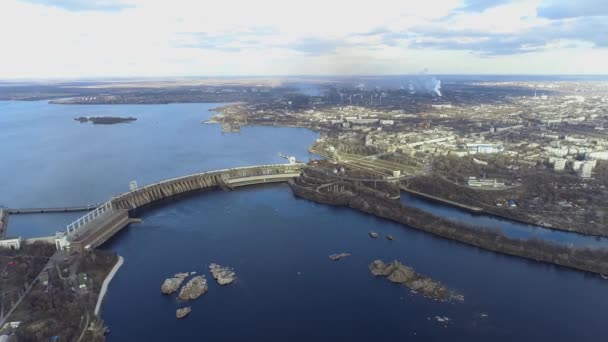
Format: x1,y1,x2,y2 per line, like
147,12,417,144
1,0,608,341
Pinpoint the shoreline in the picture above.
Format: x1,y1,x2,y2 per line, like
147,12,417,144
400,185,608,239
94,255,124,316
399,186,483,212
288,170,608,276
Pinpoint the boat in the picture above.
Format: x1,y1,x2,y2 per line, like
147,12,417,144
369,231,379,238
386,235,394,241
601,274,608,280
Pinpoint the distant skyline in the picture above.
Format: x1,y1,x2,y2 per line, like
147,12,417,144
1,0,608,79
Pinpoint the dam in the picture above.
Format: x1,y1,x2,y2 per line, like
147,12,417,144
53,163,304,252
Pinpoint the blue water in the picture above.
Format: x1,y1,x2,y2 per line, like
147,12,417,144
2,100,608,341
0,100,317,236
400,193,608,249
6,212,83,238
102,185,608,341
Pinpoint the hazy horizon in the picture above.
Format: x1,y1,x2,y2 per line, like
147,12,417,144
2,73,608,83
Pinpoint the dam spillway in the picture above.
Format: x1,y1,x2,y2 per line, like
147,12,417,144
53,163,304,251
111,164,303,210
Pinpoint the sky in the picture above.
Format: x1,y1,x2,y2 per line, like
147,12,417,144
0,0,607,79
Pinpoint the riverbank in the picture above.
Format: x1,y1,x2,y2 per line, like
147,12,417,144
399,186,483,212
404,186,608,238
289,168,608,276
95,255,124,315
8,249,118,341
405,175,607,237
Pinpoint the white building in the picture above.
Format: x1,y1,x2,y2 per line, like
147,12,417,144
565,95,585,103
55,232,70,251
573,160,597,178
0,237,22,250
590,151,608,160
467,143,504,154
553,158,566,172
579,162,594,178
467,177,505,188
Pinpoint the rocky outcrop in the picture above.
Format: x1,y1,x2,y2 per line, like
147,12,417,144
209,264,236,285
386,263,416,283
369,260,397,276
176,307,191,319
369,260,463,302
178,275,208,300
329,253,351,261
161,273,189,294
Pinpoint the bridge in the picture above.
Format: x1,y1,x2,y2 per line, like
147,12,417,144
6,205,102,214
54,163,304,252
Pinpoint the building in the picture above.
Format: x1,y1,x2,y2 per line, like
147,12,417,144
466,143,504,154
55,232,70,251
39,271,49,286
590,151,608,160
78,273,88,289
553,158,566,172
0,237,22,250
507,199,518,207
578,161,594,178
467,177,505,188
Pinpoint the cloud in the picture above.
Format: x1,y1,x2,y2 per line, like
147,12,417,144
175,28,278,53
19,0,134,12
537,0,608,19
289,38,340,55
408,16,608,56
456,0,511,12
401,1,608,56
2,0,608,78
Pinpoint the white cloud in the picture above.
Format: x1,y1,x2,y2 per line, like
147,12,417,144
0,0,606,78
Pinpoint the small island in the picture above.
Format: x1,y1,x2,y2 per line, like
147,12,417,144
74,116,137,125
176,307,192,319
178,275,208,300
161,272,189,294
369,259,464,302
209,263,237,285
329,253,351,261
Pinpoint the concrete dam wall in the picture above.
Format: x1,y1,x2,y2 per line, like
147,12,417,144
111,164,303,210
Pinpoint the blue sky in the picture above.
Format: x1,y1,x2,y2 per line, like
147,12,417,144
1,0,607,78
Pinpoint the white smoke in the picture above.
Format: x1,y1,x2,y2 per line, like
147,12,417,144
433,78,442,97
405,73,442,97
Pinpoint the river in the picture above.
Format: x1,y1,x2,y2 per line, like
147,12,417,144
1,101,607,341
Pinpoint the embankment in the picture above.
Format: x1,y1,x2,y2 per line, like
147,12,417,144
95,255,124,315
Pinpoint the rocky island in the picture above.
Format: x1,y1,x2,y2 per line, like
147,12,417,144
329,253,351,261
161,273,189,294
369,260,464,302
176,307,192,319
74,116,137,124
178,275,208,300
209,263,237,285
